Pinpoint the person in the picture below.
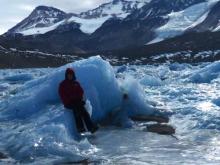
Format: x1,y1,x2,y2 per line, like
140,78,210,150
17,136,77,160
58,68,98,134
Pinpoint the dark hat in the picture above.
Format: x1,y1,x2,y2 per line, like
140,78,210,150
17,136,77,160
66,68,74,75
65,68,76,80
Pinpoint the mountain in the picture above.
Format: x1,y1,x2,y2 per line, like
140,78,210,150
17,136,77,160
150,0,220,43
127,0,205,20
79,0,148,19
7,6,68,35
6,0,147,36
80,0,217,51
1,0,220,56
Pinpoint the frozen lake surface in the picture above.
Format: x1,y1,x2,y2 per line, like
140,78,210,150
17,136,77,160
0,57,220,164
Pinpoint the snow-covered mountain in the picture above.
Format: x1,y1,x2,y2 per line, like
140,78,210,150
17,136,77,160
7,0,148,36
128,0,204,20
79,0,148,19
80,0,220,51
8,6,68,34
1,0,220,55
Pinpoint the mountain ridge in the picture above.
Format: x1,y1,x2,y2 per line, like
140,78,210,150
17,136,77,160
1,0,220,56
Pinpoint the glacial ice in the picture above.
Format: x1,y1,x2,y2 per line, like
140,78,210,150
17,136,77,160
1,58,220,164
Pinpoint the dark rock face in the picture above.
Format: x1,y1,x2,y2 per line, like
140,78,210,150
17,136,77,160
0,46,74,68
82,15,167,51
0,24,88,54
105,30,220,63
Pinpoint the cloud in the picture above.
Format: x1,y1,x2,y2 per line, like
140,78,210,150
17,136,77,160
18,4,35,12
0,0,110,34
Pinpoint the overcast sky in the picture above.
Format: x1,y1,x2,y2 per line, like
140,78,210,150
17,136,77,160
0,0,110,35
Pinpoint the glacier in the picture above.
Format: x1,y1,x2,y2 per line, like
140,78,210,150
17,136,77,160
149,0,219,44
0,57,220,164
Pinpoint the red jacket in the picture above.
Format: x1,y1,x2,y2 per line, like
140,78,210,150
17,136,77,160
59,79,84,107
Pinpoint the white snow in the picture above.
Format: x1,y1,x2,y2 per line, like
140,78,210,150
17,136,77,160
147,37,164,45
20,20,65,36
81,0,147,18
213,23,220,31
66,0,146,34
103,1,127,16
68,16,111,34
148,0,219,44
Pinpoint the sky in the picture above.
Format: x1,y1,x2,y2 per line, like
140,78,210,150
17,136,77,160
0,0,110,35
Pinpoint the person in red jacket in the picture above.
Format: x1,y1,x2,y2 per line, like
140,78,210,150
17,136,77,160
59,68,98,134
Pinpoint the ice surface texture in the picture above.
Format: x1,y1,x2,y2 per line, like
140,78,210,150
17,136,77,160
1,58,220,164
